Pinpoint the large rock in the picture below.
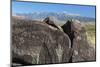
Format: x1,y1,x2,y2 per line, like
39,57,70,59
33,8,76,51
12,17,72,66
61,19,96,62
43,16,63,31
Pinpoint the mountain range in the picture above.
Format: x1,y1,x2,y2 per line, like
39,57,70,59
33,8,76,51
15,12,95,23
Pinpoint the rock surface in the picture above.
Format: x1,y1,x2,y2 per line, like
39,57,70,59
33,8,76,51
61,19,96,62
43,16,63,31
12,17,95,66
12,17,72,66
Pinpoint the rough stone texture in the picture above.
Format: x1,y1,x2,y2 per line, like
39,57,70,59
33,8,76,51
61,19,96,62
12,17,72,65
12,17,96,66
43,17,63,31
72,27,96,62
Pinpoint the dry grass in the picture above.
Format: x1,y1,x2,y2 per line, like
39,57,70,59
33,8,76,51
85,23,96,48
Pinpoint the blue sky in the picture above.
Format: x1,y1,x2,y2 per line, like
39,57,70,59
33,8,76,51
12,1,96,18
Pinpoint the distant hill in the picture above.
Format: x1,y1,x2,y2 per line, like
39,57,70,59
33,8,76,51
15,12,95,23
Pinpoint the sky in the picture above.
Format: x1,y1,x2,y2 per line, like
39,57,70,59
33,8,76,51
12,1,96,18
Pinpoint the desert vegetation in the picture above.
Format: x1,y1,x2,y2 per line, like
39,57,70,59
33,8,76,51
85,23,95,48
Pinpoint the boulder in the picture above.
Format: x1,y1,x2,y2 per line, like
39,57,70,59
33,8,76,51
61,19,96,62
12,17,72,66
43,16,63,31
